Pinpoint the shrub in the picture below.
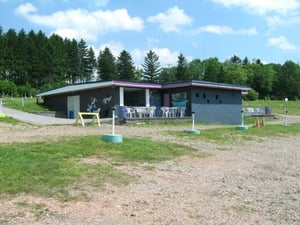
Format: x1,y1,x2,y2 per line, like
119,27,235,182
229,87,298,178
243,89,259,101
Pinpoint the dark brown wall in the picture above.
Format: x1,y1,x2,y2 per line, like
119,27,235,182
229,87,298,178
44,95,67,111
79,87,115,117
43,87,116,118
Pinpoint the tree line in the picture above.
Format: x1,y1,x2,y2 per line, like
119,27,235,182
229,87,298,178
1,26,300,100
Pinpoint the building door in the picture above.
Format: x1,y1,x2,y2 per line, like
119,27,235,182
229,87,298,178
163,93,170,106
67,95,80,118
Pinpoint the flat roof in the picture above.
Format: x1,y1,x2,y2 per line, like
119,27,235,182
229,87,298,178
163,80,251,91
37,80,250,97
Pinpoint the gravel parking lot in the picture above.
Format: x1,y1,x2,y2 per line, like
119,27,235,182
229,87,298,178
0,114,299,225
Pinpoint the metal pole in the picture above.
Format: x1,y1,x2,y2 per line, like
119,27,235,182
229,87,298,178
285,108,288,126
192,112,195,131
284,98,288,126
241,110,244,126
112,109,115,135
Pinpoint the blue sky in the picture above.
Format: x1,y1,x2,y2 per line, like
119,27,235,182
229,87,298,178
1,0,300,67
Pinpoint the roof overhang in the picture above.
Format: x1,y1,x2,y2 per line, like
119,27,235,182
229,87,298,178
37,80,251,97
37,81,113,97
163,80,251,92
112,80,162,89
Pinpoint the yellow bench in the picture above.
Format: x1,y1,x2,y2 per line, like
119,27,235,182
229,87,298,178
75,112,100,127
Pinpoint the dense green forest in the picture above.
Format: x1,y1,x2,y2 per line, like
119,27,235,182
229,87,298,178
1,26,300,100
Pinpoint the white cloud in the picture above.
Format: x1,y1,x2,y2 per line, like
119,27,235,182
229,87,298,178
195,25,257,35
211,0,300,15
14,3,144,41
147,37,160,49
152,48,180,66
99,41,125,58
131,48,181,68
14,2,37,14
131,48,144,68
147,6,192,32
266,14,300,27
267,36,296,51
265,16,286,27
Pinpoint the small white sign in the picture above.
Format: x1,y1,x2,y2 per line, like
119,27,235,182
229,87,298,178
285,98,288,102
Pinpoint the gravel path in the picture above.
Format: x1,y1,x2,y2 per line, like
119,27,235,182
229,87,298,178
0,114,299,225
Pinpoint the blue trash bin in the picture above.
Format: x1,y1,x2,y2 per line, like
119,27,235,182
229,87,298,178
118,106,127,120
69,110,74,119
265,107,272,115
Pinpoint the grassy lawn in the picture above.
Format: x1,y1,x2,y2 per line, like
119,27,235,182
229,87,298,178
0,136,193,200
1,97,49,112
0,116,20,124
243,100,300,116
169,123,300,145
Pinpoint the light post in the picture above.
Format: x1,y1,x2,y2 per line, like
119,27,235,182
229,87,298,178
101,106,123,143
284,108,289,126
283,98,289,126
192,111,195,131
236,109,249,130
112,107,115,135
185,111,200,134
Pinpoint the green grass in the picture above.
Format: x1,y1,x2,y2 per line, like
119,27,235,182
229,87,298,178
243,100,300,116
2,97,49,112
0,136,192,199
169,123,300,145
0,116,21,124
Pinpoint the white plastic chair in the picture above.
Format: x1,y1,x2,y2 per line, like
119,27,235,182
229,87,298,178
161,107,169,117
148,106,156,117
179,107,186,117
127,107,136,118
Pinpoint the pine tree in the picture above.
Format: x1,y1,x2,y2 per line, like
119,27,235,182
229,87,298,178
48,34,66,86
97,47,116,80
116,50,135,80
0,26,4,80
78,39,90,82
86,47,96,81
142,50,161,82
64,38,80,83
4,29,18,82
176,53,189,81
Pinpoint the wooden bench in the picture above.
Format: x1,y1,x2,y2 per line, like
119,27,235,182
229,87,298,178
75,112,100,127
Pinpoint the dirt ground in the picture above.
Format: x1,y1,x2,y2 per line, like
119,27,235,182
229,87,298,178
0,116,299,225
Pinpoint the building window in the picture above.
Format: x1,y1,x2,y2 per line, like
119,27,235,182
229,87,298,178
171,92,188,107
203,93,206,99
